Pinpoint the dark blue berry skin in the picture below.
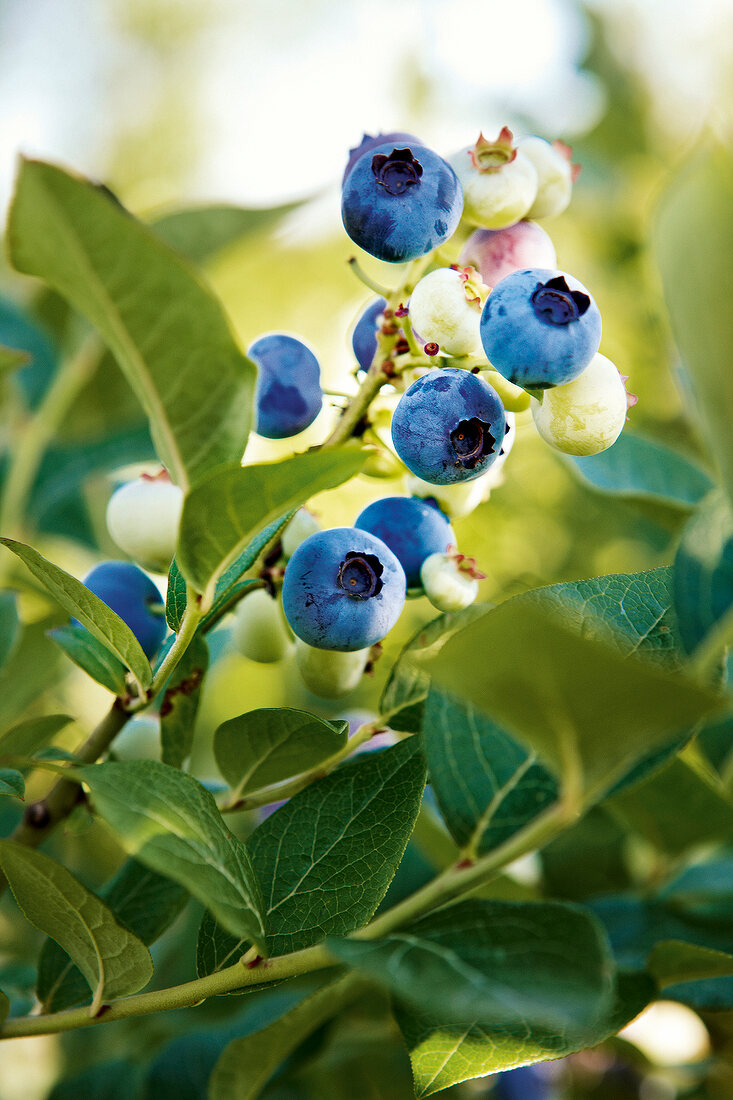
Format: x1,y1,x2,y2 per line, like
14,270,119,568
480,268,602,389
343,132,421,184
341,143,463,263
78,561,167,658
249,333,322,439
282,528,406,651
494,1066,549,1100
391,368,507,485
352,297,386,371
355,496,454,588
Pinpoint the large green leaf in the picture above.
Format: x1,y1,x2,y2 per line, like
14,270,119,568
396,972,652,1097
673,489,733,656
214,708,348,796
0,618,64,730
79,761,265,950
249,736,426,956
0,714,72,758
37,858,188,1013
329,898,613,1034
654,142,733,507
0,841,153,1012
565,433,713,509
177,447,366,598
209,975,366,1100
160,635,209,768
0,770,24,798
0,539,152,690
152,201,300,265
423,688,558,856
0,592,20,670
49,624,128,695
649,941,733,988
7,159,256,491
425,598,720,800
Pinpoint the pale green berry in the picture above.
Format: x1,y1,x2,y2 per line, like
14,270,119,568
231,588,292,663
106,472,184,573
450,128,538,229
281,508,321,560
409,267,487,356
294,638,369,698
112,715,160,761
420,551,483,612
518,137,577,219
405,473,487,520
531,352,628,456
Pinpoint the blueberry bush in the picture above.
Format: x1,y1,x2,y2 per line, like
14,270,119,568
0,120,731,1100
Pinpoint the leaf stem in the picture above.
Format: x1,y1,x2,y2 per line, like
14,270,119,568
128,587,203,710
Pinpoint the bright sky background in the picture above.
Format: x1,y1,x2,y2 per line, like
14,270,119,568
0,0,730,218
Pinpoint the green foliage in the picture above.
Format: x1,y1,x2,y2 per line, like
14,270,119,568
0,714,72,757
0,538,152,690
0,770,25,798
655,142,733,507
177,446,366,597
160,635,209,768
7,159,257,491
214,707,347,796
153,201,300,265
79,760,266,950
673,488,733,655
49,624,128,694
37,858,188,1012
648,940,733,987
250,737,426,956
0,841,153,1011
0,591,20,670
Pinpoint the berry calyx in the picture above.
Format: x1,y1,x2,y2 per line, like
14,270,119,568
469,127,517,171
371,147,424,194
337,552,384,599
530,275,591,326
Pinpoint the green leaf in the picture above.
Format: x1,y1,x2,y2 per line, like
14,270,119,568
380,604,490,732
0,618,64,730
649,941,733,988
0,592,20,670
214,708,348,796
152,201,300,265
79,760,266,950
177,447,366,598
425,598,720,800
0,769,24,799
0,538,152,690
49,624,128,695
423,688,558,855
196,909,244,981
47,1060,141,1100
209,975,367,1100
329,898,613,1034
540,806,632,901
565,433,713,509
0,344,31,371
160,635,208,768
250,736,426,956
654,142,733,507
673,489,733,655
7,159,256,491
0,989,8,1026
165,559,188,632
37,857,188,1013
396,972,653,1097
0,841,153,1012
0,714,72,758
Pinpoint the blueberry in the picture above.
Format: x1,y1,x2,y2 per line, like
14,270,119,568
341,143,463,263
480,268,601,389
517,136,578,219
391,368,507,485
354,496,454,588
458,222,557,287
343,131,421,183
352,297,386,371
449,128,538,229
531,351,629,455
106,471,183,573
78,561,166,658
282,528,406,651
249,333,322,439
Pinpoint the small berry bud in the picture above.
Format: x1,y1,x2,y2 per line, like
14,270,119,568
420,548,484,612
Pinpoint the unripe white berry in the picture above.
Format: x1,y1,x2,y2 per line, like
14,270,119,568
421,551,482,612
106,474,184,573
518,137,576,219
450,129,538,229
281,508,321,560
531,353,628,456
409,268,486,356
231,588,292,663
294,638,369,698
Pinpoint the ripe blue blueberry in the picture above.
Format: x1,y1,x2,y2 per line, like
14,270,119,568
282,527,406,651
391,368,507,485
354,496,455,588
249,333,322,439
343,132,421,183
78,561,166,658
352,297,386,372
479,268,601,389
341,143,463,263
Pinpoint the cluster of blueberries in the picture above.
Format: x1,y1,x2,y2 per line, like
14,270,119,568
82,126,634,698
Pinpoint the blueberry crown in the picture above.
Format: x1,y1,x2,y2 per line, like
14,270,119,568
530,275,591,326
371,148,424,196
450,417,496,469
337,551,384,599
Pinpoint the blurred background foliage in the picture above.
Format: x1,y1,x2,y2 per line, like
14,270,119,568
0,0,732,1097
